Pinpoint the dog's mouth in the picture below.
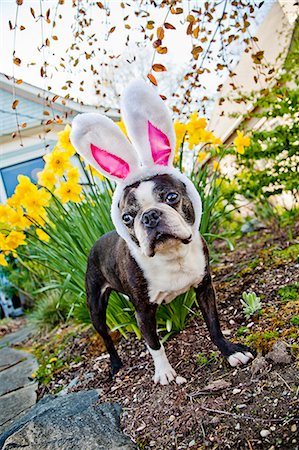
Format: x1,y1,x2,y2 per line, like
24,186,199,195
155,232,192,244
147,232,192,257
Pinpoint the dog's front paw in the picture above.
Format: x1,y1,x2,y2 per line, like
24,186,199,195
153,365,187,385
154,363,176,385
225,343,254,367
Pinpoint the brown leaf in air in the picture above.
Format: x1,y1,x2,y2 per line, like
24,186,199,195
164,23,175,30
30,7,35,18
157,27,164,40
147,73,158,86
13,57,21,66
152,64,167,72
12,100,19,109
157,46,168,54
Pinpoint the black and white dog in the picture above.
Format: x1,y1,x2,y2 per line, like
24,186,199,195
70,80,254,385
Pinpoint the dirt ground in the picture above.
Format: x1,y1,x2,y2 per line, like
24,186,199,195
31,223,299,449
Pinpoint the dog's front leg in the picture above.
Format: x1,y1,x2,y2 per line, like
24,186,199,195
135,303,186,385
195,273,254,367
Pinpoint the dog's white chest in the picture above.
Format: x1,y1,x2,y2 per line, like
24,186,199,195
132,233,206,305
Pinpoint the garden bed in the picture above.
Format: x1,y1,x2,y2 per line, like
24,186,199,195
28,224,299,449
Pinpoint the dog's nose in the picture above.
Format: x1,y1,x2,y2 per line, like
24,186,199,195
142,209,161,228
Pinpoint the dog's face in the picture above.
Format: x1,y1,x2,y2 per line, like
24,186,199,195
119,174,195,257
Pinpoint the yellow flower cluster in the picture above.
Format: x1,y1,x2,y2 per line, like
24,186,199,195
234,130,250,154
0,125,83,265
37,125,83,204
173,112,222,166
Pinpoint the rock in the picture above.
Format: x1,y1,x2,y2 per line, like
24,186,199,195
0,384,37,434
0,326,34,347
0,356,37,396
203,379,231,392
0,347,31,371
250,354,268,376
241,219,265,234
0,390,136,450
266,341,291,365
232,388,241,394
260,429,270,438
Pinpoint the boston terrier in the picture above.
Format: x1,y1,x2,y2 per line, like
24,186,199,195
70,80,254,385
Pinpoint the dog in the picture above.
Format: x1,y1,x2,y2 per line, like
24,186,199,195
70,80,254,385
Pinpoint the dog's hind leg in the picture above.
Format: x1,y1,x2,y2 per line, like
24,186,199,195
195,272,254,367
86,271,123,377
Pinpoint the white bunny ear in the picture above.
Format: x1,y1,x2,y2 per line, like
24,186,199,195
70,113,139,182
121,80,176,168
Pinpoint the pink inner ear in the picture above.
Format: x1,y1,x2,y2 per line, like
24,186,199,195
148,121,171,166
90,144,130,179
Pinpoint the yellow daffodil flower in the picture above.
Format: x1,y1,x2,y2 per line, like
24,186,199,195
6,207,29,230
234,130,250,155
67,167,80,183
44,148,72,177
0,253,8,266
29,208,48,227
37,169,57,190
22,188,50,216
36,228,50,242
174,121,187,151
57,124,76,156
4,230,27,251
0,204,11,224
54,180,82,204
197,151,207,163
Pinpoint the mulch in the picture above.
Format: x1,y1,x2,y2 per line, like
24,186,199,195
33,223,299,449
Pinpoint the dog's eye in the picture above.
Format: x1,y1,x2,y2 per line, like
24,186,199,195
166,192,179,204
122,213,134,226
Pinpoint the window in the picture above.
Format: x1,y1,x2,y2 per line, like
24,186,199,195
0,157,45,198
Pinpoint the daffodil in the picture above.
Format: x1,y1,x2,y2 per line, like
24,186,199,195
197,151,207,163
44,148,72,177
4,230,27,251
38,169,57,190
0,253,7,266
0,204,12,224
36,228,50,242
67,167,80,183
234,130,250,155
54,180,82,204
57,124,76,156
29,208,48,227
7,207,29,229
187,113,207,138
174,121,187,151
11,176,38,207
22,188,50,215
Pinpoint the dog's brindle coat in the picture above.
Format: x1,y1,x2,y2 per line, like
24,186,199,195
86,174,253,384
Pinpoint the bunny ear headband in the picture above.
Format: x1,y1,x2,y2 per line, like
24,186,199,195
70,79,202,248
